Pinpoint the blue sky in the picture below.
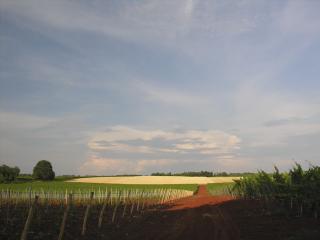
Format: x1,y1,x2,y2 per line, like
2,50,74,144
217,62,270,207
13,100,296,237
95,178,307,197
1,0,320,175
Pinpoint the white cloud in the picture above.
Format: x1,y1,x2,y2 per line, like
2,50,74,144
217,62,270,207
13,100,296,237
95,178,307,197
134,159,174,173
184,0,195,19
79,155,175,175
89,142,154,154
88,126,241,155
85,126,242,173
79,156,134,175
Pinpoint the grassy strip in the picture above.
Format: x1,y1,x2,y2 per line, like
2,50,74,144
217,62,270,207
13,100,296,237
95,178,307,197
206,183,234,195
0,181,197,193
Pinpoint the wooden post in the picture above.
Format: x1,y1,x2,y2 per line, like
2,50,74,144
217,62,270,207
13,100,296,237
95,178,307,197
20,195,39,240
111,203,118,223
98,191,111,228
136,195,140,212
122,190,130,218
130,201,135,215
136,190,144,212
111,191,122,223
81,192,94,236
58,194,72,240
122,203,127,218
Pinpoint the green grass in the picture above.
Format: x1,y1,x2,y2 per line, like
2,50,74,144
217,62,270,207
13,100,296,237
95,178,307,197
0,180,197,193
206,183,234,195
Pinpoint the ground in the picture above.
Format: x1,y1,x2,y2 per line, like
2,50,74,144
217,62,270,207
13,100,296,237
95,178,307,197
101,186,320,240
1,185,319,239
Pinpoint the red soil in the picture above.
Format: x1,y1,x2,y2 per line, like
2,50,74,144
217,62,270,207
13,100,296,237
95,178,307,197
159,185,240,240
111,185,240,240
168,185,234,210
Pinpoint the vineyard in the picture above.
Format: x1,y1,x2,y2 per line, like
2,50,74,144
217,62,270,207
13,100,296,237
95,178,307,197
232,164,320,219
1,172,320,239
0,183,195,239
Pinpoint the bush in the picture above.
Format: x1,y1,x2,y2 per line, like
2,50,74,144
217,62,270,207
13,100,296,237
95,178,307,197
232,163,320,218
0,165,20,183
33,160,55,180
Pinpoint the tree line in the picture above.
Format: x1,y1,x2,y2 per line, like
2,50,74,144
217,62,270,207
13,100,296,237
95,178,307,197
151,171,214,177
151,171,254,177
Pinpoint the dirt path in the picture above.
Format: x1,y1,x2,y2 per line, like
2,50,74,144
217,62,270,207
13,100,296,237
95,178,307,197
115,185,240,240
161,185,240,240
168,185,234,210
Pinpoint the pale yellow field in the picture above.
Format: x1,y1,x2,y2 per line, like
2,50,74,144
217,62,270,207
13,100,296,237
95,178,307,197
69,176,240,185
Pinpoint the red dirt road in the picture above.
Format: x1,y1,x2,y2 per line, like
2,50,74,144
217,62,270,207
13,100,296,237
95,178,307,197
168,185,234,210
161,185,240,240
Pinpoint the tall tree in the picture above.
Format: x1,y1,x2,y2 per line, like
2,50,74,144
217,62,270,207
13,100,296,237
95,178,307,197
33,160,55,180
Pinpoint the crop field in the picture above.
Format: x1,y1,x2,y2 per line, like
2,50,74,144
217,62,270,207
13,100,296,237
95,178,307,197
0,180,197,192
69,176,240,185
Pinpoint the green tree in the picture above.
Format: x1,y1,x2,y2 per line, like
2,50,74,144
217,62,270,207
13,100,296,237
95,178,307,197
0,165,20,183
33,160,55,180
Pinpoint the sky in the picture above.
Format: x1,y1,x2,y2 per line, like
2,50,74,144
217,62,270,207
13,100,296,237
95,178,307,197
1,0,320,175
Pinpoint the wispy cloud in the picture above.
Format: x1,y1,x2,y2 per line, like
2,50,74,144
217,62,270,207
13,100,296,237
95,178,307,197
0,0,260,50
0,111,55,130
135,80,208,106
279,0,320,35
264,117,308,127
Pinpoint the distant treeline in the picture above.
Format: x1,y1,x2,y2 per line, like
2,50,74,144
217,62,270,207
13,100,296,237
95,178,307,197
213,172,255,177
151,171,254,177
151,171,213,177
78,174,143,178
